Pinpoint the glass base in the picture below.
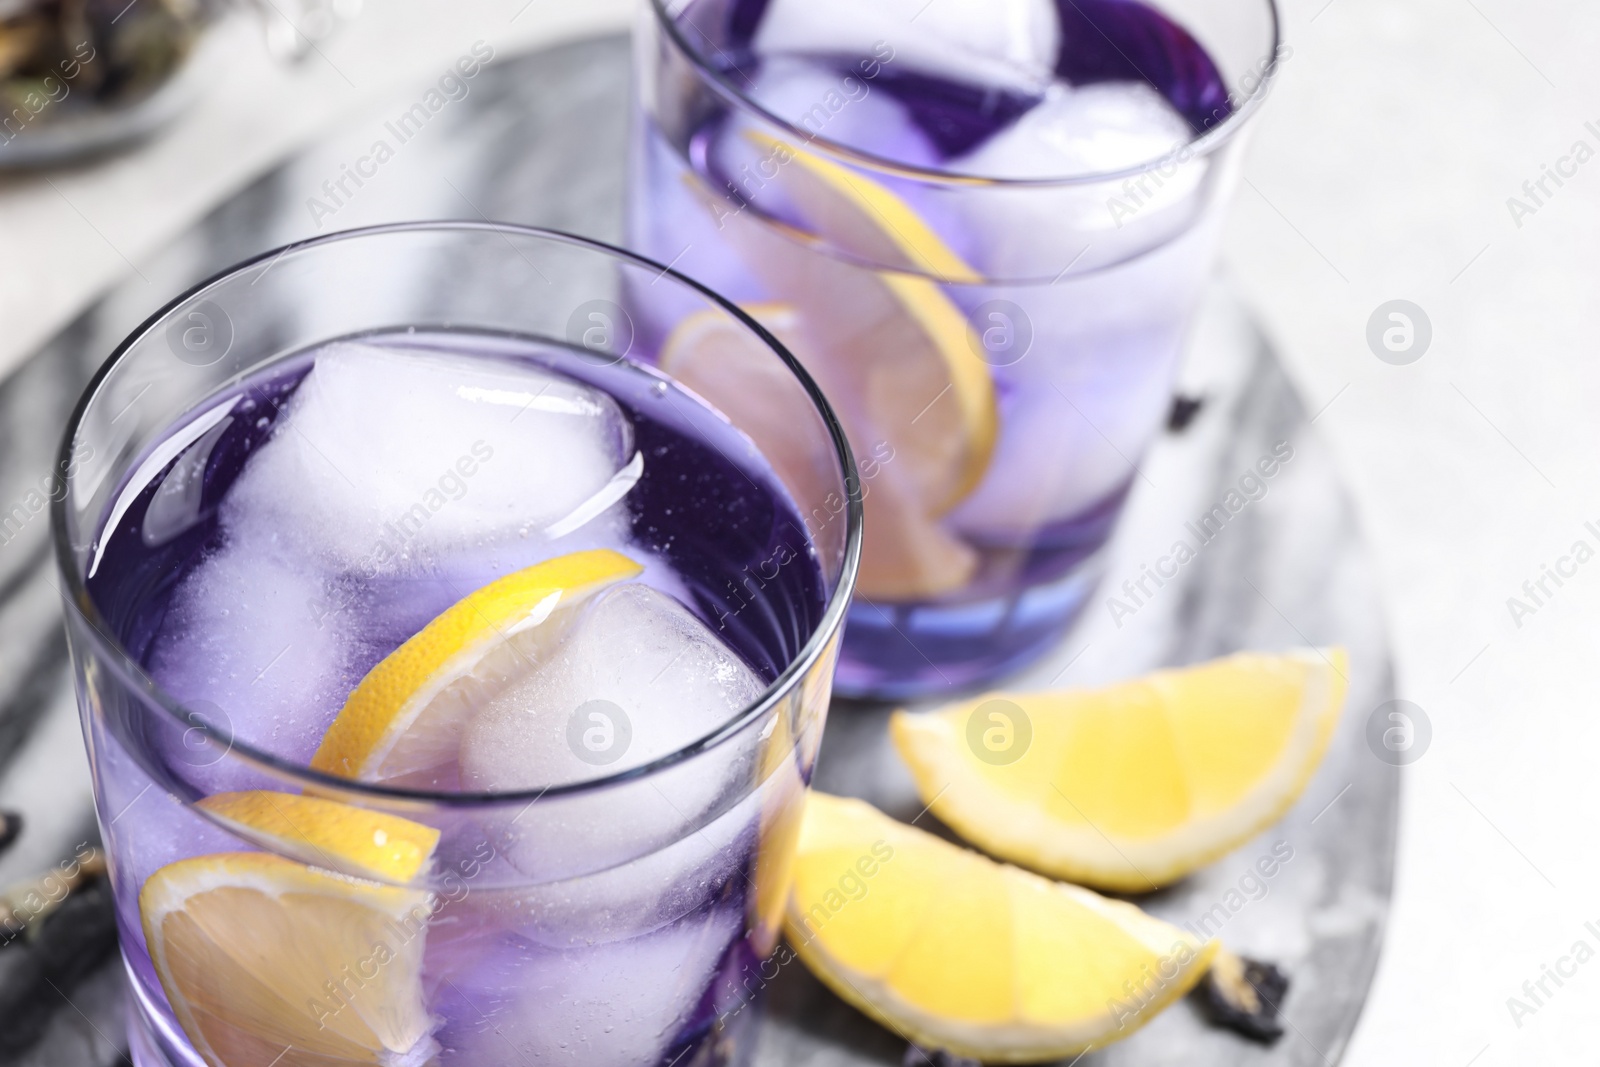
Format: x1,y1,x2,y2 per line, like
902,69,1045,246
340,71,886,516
833,556,1103,701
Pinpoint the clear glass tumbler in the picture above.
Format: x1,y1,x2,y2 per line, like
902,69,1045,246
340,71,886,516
52,223,861,1067
630,0,1283,698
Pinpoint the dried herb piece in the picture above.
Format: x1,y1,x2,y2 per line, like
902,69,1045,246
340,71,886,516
0,844,105,940
0,845,118,1056
1167,393,1205,432
0,879,118,1054
1194,947,1290,1042
0,811,20,856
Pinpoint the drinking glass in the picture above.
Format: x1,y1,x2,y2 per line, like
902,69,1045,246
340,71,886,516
52,223,861,1067
630,0,1282,698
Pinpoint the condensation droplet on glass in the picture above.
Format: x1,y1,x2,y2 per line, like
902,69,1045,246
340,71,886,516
650,380,668,398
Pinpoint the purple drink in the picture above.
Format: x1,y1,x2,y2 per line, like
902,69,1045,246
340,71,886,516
54,225,861,1067
88,334,827,760
631,0,1281,697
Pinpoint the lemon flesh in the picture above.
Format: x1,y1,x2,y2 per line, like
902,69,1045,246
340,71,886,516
310,548,642,788
141,852,435,1067
891,649,1349,892
786,792,1216,1063
196,791,440,884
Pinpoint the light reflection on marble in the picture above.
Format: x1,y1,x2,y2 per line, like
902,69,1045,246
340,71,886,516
0,34,1394,1067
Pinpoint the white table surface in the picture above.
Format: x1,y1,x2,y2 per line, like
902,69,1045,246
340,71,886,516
2,1,1596,1063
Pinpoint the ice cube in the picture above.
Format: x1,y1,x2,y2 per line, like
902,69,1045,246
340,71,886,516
948,81,1207,277
460,584,765,879
433,793,757,954
958,80,1194,179
460,584,764,792
753,0,1060,95
696,56,944,260
222,342,638,576
424,806,759,1062
432,907,741,1067
149,531,352,770
739,56,940,168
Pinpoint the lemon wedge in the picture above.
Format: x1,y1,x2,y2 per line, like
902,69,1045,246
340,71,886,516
196,791,440,884
311,549,642,789
786,792,1216,1062
891,649,1349,892
141,852,435,1067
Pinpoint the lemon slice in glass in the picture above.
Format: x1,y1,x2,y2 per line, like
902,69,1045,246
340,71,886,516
743,131,980,283
741,132,997,518
310,548,642,789
786,792,1216,1062
692,138,1000,600
141,851,436,1067
659,303,978,600
658,302,840,511
891,649,1349,891
196,791,440,883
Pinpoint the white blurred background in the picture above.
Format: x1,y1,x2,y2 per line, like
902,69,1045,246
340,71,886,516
2,1,1597,1062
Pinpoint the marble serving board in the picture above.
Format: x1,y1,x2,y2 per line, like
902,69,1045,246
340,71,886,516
0,33,1397,1067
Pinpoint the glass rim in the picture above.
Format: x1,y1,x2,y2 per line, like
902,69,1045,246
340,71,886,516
649,0,1284,188
50,220,864,809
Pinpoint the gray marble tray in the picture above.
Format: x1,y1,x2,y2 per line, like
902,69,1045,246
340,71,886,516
0,33,1396,1067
